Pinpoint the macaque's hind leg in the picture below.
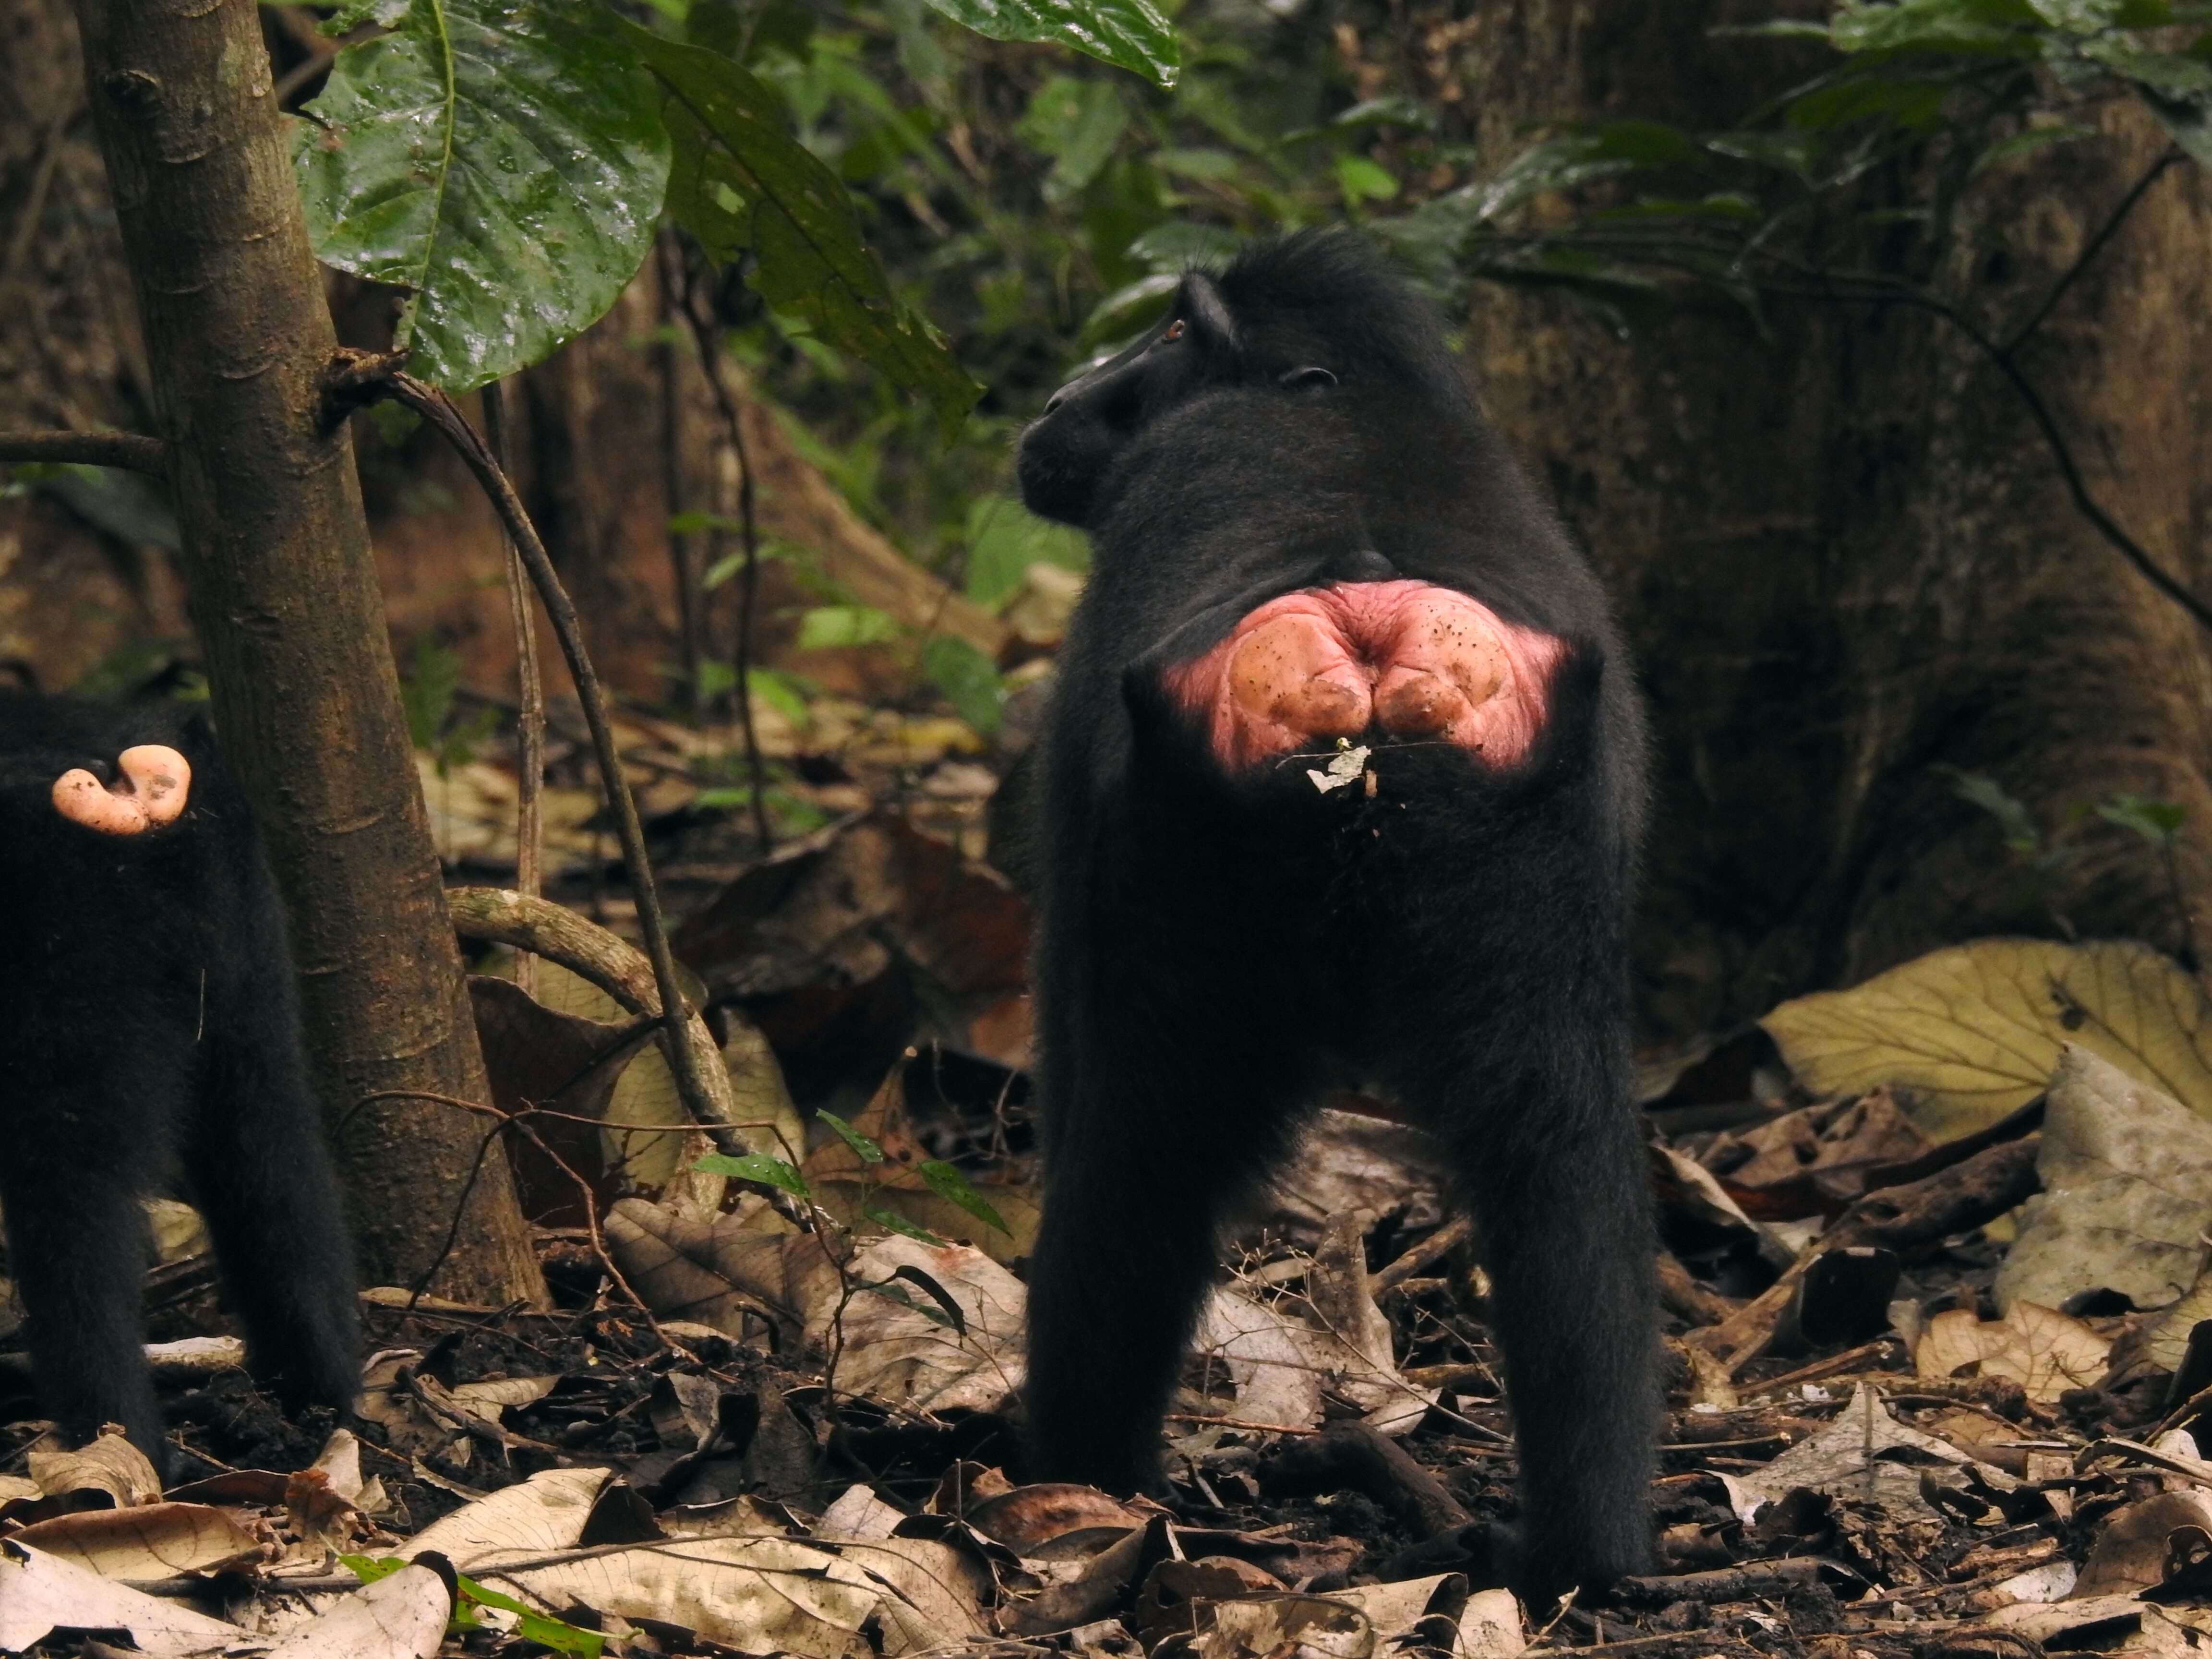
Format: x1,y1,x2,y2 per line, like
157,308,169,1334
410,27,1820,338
1024,1033,1301,1493
187,1006,360,1417
1390,950,1658,1600
0,1097,164,1460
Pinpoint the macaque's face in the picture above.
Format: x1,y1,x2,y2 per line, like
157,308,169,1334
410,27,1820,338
49,745,192,835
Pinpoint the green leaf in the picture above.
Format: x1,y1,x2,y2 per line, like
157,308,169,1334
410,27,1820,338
889,1262,967,1330
917,1159,1010,1234
2098,794,2188,845
914,0,1178,88
747,665,813,726
1336,153,1400,204
1018,76,1129,203
1125,221,1242,273
695,1151,812,1197
920,636,1004,734
861,1196,946,1243
1944,768,2043,855
797,604,899,649
455,1575,605,1656
963,493,1092,608
293,0,670,391
818,1108,886,1164
400,632,462,755
616,20,982,436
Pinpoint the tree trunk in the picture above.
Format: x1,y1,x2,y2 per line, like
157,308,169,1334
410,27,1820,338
70,0,544,1302
1443,0,2212,1038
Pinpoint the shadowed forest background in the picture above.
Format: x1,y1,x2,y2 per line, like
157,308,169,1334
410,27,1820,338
8,0,2209,1048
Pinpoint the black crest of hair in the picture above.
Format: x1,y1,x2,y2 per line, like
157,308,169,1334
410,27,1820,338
0,691,359,1468
1009,228,1658,1601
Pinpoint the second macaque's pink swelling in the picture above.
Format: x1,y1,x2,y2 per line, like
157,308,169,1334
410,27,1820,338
1162,580,1565,770
50,744,193,836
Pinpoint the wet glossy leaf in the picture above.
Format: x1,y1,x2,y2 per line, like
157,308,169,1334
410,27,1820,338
917,0,1178,88
917,1159,1011,1234
819,1108,887,1165
695,1151,812,1198
861,1197,944,1243
617,21,982,435
293,0,669,391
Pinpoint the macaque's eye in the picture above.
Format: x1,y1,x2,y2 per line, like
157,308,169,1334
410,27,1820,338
1162,319,1187,341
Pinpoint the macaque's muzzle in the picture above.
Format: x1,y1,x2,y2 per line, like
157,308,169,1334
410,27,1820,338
51,745,192,835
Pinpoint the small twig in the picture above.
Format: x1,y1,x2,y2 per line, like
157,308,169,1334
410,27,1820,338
1165,1411,1322,1436
0,429,168,475
347,361,719,1145
655,236,706,719
676,261,773,856
0,103,73,306
481,380,543,1000
1999,146,2183,357
1369,1214,1474,1297
356,1087,669,1342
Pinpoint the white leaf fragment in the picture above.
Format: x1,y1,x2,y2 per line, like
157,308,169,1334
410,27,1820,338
1308,745,1371,793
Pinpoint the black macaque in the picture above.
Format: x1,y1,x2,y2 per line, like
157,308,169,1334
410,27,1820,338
1013,231,1657,1600
0,690,359,1467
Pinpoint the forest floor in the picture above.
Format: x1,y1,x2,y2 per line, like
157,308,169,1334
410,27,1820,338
1,705,2205,1655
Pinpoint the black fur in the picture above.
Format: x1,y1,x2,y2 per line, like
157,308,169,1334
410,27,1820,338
1013,231,1657,1599
0,691,359,1465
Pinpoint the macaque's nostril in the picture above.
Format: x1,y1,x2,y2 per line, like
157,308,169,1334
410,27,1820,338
1044,385,1071,414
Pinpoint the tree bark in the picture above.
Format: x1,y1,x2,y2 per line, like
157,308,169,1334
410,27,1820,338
70,0,543,1302
1442,0,2212,1037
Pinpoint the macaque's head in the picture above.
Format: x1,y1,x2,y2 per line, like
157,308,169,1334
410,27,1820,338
50,745,192,835
1015,229,1468,529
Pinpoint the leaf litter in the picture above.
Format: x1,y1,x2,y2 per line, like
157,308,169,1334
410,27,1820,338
19,903,2212,1652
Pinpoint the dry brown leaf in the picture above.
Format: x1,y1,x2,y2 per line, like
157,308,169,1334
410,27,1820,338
397,1467,987,1656
263,1560,450,1659
1996,1046,2212,1316
9,1501,264,1577
28,1426,162,1506
1760,939,2212,1142
1915,1301,2111,1402
1739,1383,1977,1515
813,1236,1027,1415
0,1540,248,1656
2074,1489,2212,1598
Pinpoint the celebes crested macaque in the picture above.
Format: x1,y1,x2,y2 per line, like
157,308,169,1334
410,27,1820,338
1012,232,1658,1598
0,690,357,1466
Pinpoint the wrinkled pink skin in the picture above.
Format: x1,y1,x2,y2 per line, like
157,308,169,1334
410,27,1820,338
1162,580,1567,771
50,745,192,835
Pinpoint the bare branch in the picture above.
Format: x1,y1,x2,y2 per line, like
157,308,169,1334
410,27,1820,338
341,358,726,1147
0,429,168,475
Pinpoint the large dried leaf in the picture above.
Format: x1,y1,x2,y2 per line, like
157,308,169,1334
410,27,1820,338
1996,1046,2212,1316
1760,939,2212,1142
812,1237,1028,1415
9,1503,262,1579
0,1541,248,1656
1916,1301,2110,1403
398,1467,986,1655
1739,1383,1974,1516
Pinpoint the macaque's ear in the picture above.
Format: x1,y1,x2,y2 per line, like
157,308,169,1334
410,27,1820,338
51,745,192,835
1180,272,1241,356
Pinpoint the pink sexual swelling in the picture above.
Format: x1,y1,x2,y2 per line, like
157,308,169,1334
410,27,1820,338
1161,580,1565,770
